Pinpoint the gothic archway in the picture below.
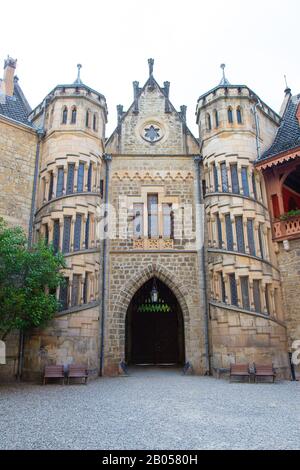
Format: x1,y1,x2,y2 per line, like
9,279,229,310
125,277,185,366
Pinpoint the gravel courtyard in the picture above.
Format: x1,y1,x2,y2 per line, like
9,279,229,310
0,368,299,450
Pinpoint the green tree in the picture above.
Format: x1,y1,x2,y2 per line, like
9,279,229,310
0,218,66,340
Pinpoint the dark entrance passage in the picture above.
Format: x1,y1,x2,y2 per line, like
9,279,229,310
125,278,185,366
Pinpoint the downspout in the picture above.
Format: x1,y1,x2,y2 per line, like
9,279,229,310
99,153,112,377
16,99,47,381
194,155,210,375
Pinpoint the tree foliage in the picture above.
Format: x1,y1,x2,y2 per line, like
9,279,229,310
0,218,65,340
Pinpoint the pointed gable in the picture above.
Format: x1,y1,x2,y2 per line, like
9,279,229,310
106,65,199,155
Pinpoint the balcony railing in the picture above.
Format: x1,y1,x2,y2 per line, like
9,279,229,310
273,215,300,241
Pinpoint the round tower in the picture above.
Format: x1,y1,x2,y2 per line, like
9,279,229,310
196,66,289,377
25,66,107,379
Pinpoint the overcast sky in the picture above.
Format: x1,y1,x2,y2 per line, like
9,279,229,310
1,0,299,136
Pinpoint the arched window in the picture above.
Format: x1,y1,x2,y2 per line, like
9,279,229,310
236,107,242,124
71,106,77,124
62,106,68,124
93,113,97,131
214,110,219,128
227,107,233,123
206,113,212,131
86,110,90,127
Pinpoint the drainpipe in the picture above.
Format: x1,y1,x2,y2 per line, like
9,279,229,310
99,153,112,377
253,97,262,160
194,155,210,375
16,99,47,382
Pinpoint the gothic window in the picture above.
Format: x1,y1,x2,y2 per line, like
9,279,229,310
62,106,68,124
216,213,223,249
148,194,158,238
93,114,97,131
241,276,250,310
206,113,212,131
56,167,64,197
66,163,75,194
48,171,54,201
253,279,261,313
72,274,81,307
86,110,90,127
133,203,144,237
230,164,239,194
225,214,234,251
227,107,233,123
221,162,229,192
214,110,219,128
85,213,90,249
202,180,206,197
100,179,104,198
163,203,174,238
241,167,250,197
220,272,226,303
247,219,256,256
252,172,257,200
74,214,82,251
71,107,77,124
59,277,69,311
77,162,85,193
229,273,238,306
213,163,219,192
235,216,245,253
62,216,72,254
87,163,93,192
53,220,60,253
236,107,242,124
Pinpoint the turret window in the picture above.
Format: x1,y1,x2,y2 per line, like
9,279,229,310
230,164,239,194
227,107,233,123
253,280,261,313
206,113,212,131
216,213,223,249
62,216,72,253
220,272,226,303
241,167,250,197
241,276,250,310
221,163,229,192
252,172,258,200
229,273,238,306
72,274,81,307
213,163,218,192
258,224,265,259
87,163,93,192
247,219,256,256
77,162,85,193
225,214,234,251
53,220,60,254
59,277,69,311
237,107,242,124
48,171,54,201
62,106,68,124
93,114,97,131
86,110,90,127
66,163,75,194
74,214,82,251
85,213,90,249
71,107,77,124
56,167,64,197
214,110,219,128
235,216,245,253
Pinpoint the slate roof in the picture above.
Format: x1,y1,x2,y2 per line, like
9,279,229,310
0,78,34,127
259,94,300,161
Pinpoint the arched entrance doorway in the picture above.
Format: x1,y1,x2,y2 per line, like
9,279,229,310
125,277,185,366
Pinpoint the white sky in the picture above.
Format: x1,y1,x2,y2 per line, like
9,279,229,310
1,0,299,137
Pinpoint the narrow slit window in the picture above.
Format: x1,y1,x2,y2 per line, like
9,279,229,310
74,214,82,251
235,216,245,253
62,106,68,124
62,216,72,254
241,167,250,197
53,220,60,254
230,164,239,194
148,194,158,238
77,162,85,193
228,107,233,123
247,219,256,256
66,163,75,195
56,167,64,197
241,276,250,310
221,163,229,193
253,279,261,313
229,273,238,306
71,107,77,124
225,214,234,251
236,107,242,124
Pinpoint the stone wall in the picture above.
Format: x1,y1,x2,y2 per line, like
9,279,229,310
0,118,37,232
209,304,289,379
276,238,300,374
22,304,100,382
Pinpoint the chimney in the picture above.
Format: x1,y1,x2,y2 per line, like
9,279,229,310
1,56,17,96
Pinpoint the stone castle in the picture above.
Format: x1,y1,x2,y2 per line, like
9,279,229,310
0,56,299,381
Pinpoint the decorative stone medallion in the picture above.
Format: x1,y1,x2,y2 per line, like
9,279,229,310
142,122,163,143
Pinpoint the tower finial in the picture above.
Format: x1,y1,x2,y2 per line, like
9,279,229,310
284,74,291,94
219,63,230,86
148,58,154,76
74,63,82,84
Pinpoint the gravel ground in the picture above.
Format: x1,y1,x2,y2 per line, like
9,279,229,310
0,367,299,450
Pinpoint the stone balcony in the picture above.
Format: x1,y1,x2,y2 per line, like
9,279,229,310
273,215,300,241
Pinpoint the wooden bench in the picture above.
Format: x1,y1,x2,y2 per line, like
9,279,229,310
67,365,88,384
230,364,251,383
254,364,276,383
43,365,65,385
